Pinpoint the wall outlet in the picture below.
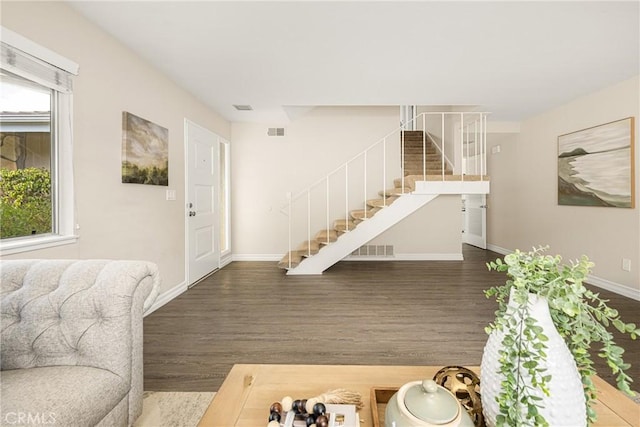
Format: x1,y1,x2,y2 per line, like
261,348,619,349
622,258,631,272
491,145,501,154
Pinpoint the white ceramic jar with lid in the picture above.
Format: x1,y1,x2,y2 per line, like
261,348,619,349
385,379,475,427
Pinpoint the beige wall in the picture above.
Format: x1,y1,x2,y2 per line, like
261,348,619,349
231,106,397,256
487,76,640,291
5,2,635,295
369,194,462,256
231,106,462,258
1,2,230,293
486,132,520,250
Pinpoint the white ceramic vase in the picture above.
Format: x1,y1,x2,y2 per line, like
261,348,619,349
480,290,586,427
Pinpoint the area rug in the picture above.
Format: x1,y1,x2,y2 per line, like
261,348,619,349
134,391,216,427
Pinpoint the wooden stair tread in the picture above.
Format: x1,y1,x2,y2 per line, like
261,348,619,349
277,251,303,269
297,240,320,255
403,148,439,154
394,178,416,190
350,208,380,220
405,171,453,177
334,219,356,232
404,147,435,152
404,167,449,173
401,131,450,179
367,196,398,208
280,129,490,272
404,156,449,169
380,188,412,197
315,229,338,244
403,161,445,166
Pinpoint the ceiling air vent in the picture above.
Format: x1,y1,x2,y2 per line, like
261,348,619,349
233,104,253,111
267,127,285,137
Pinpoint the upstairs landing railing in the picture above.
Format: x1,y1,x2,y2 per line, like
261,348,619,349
283,111,489,268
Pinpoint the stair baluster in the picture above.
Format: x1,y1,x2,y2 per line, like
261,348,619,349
279,112,489,274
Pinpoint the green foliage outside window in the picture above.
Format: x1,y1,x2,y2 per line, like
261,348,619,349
0,167,52,238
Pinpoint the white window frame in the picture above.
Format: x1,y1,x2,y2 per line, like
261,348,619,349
0,27,79,255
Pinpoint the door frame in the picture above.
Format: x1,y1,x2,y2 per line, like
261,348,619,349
462,193,487,249
184,118,221,287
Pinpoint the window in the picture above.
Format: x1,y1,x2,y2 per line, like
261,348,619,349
1,71,53,238
0,27,78,254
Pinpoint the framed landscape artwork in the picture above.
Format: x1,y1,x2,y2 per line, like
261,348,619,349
122,111,169,186
558,117,635,208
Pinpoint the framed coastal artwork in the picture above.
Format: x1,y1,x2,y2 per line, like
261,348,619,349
558,117,635,208
122,111,169,186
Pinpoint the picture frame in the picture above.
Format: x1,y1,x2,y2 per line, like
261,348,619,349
558,117,635,208
122,111,169,186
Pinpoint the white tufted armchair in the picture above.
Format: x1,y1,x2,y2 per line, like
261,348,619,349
0,259,160,427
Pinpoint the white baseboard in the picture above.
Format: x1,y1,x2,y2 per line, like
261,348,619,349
232,254,282,261
343,253,463,261
486,244,511,256
587,274,640,301
486,243,639,301
144,280,188,316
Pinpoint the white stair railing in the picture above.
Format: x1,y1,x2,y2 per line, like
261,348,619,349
283,111,489,269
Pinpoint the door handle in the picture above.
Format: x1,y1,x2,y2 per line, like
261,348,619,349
189,211,196,217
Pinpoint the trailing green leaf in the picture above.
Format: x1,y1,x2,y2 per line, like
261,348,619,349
485,246,637,426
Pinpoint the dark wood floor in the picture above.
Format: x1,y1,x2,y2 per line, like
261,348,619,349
142,245,640,393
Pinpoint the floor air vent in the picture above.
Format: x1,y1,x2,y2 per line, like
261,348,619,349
267,127,285,137
350,245,394,257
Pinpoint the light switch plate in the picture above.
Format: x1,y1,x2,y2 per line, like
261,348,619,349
166,189,176,201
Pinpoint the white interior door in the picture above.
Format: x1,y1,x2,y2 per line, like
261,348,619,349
186,120,220,285
463,194,487,249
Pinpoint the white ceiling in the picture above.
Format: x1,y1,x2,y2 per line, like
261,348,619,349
68,1,639,124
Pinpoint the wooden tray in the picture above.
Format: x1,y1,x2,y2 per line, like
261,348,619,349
370,387,398,427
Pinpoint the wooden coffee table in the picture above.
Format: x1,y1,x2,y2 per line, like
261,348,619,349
197,364,639,427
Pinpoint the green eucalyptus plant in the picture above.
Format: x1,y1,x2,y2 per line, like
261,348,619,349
485,246,639,426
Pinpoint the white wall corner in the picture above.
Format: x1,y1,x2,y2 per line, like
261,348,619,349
144,280,188,316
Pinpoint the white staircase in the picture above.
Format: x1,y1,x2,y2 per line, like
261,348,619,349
289,193,438,275
281,111,489,275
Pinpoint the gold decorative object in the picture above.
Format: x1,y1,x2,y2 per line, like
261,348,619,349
433,366,484,427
